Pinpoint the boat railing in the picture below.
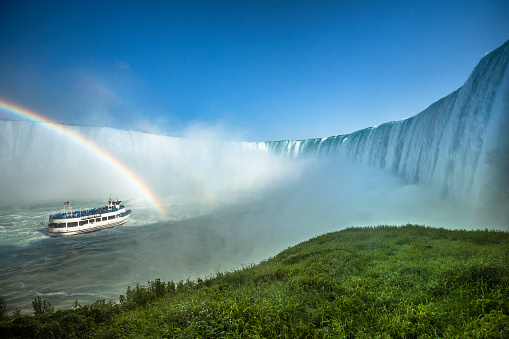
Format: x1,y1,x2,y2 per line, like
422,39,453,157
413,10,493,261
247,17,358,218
50,205,126,219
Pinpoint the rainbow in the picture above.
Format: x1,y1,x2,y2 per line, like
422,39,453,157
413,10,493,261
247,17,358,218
0,98,169,219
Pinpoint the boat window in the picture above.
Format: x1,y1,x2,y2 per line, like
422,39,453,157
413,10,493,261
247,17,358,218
68,222,78,227
79,220,88,226
96,218,101,222
102,217,107,221
108,215,116,220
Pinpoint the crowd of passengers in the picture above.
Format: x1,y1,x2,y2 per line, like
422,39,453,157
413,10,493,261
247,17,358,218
50,205,125,219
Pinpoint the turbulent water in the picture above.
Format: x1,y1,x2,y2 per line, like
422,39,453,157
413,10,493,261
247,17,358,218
256,40,509,225
1,41,508,313
0,198,309,313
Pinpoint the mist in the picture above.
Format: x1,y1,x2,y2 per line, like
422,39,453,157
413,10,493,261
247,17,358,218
68,153,497,299
1,118,504,229
0,121,297,208
2,118,508,313
2,41,509,314
123,151,505,290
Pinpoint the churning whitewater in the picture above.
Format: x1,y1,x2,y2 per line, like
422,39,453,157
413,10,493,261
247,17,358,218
0,40,508,313
258,40,509,225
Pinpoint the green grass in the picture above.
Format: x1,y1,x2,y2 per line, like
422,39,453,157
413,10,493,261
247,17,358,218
1,224,508,338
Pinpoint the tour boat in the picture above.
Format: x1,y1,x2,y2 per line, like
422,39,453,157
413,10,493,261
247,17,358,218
47,198,131,236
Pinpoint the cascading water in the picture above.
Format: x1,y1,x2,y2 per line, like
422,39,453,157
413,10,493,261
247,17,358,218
1,42,509,224
0,120,299,209
255,40,509,224
1,40,508,314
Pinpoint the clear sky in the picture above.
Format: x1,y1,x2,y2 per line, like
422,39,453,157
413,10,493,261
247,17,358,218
1,0,508,141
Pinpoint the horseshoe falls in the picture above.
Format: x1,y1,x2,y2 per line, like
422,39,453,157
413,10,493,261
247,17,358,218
1,41,509,232
258,40,509,227
0,41,508,313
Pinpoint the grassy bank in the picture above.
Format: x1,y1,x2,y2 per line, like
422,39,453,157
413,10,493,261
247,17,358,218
1,224,508,338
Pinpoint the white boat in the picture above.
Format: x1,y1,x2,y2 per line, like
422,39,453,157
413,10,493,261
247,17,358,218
47,198,131,236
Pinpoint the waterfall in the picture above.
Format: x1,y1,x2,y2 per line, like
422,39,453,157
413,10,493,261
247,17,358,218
255,41,509,213
1,41,508,225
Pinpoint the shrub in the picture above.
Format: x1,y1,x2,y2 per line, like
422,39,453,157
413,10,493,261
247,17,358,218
0,296,7,320
32,296,54,315
1,225,508,338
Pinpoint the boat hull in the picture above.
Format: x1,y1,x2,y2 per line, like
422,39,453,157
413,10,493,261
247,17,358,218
47,214,130,236
47,198,131,237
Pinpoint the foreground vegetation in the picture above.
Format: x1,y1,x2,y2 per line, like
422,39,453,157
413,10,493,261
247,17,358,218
1,224,508,338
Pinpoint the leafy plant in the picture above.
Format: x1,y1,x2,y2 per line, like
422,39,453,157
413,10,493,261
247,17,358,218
0,296,6,320
1,225,508,338
32,296,54,315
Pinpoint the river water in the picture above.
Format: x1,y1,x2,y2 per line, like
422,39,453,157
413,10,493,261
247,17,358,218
0,196,282,314
0,159,494,314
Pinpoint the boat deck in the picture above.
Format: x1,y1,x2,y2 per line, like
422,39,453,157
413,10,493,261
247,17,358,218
50,205,125,219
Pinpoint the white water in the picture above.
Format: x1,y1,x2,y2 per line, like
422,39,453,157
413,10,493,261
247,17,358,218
257,41,509,226
1,41,508,314
0,124,310,313
0,159,475,314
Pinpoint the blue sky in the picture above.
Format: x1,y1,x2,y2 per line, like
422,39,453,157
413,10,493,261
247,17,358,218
1,0,508,141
